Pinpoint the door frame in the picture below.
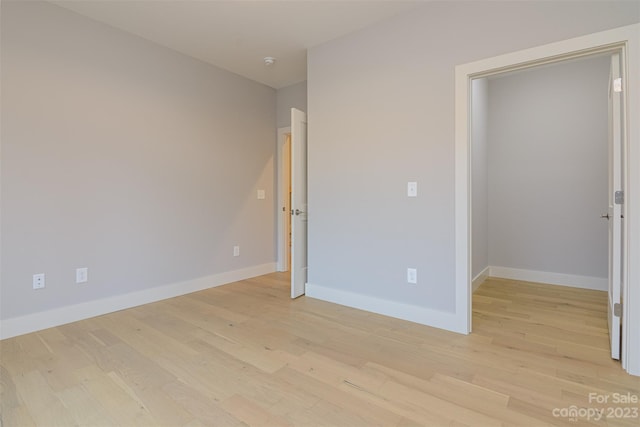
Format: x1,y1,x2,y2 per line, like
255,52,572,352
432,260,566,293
276,126,291,272
454,24,640,375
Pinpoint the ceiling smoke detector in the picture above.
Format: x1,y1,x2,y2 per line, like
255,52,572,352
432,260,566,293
264,56,275,67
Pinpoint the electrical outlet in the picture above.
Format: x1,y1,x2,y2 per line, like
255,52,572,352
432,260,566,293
76,267,88,284
233,246,240,257
407,182,418,197
257,189,266,200
33,273,45,290
407,268,417,284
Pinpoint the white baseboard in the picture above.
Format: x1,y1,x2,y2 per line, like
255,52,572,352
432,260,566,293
489,266,607,291
305,283,466,334
472,266,490,292
0,263,276,340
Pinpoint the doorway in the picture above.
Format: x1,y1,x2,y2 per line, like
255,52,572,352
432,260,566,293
454,24,639,375
276,127,292,272
470,54,617,353
471,52,623,359
471,55,612,290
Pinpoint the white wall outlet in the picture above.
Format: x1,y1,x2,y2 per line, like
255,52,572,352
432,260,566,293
257,189,266,200
76,267,88,284
33,273,45,290
407,268,417,284
233,246,240,257
407,182,418,197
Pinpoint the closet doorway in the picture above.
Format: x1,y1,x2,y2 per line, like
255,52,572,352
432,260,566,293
470,53,622,360
454,25,638,374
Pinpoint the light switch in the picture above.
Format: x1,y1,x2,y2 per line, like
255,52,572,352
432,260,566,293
407,268,417,284
407,182,417,197
76,267,88,284
257,189,265,200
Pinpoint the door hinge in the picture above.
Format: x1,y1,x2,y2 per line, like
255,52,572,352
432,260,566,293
613,78,622,93
615,191,624,205
614,303,622,317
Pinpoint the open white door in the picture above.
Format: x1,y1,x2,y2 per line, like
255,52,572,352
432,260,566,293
606,53,623,360
291,108,307,298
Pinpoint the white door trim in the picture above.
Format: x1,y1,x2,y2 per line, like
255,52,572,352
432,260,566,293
276,126,291,272
454,24,640,375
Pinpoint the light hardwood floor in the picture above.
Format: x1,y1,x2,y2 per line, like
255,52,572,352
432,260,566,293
1,273,638,426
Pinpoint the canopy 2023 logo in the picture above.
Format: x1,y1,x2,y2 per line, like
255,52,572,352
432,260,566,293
552,393,639,422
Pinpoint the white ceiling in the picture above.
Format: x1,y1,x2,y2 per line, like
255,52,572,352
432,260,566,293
51,0,424,89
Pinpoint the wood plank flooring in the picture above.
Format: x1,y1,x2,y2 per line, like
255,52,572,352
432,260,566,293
1,274,638,426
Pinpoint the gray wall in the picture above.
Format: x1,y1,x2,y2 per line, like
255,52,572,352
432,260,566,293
307,1,638,312
471,78,489,280
487,56,610,279
1,1,276,320
276,81,307,128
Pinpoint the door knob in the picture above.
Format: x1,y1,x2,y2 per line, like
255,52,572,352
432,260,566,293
295,209,305,216
601,213,610,219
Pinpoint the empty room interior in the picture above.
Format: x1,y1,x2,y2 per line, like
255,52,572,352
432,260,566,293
1,1,640,426
471,55,612,310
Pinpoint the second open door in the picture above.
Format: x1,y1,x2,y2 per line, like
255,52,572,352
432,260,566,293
291,108,308,298
607,53,623,360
